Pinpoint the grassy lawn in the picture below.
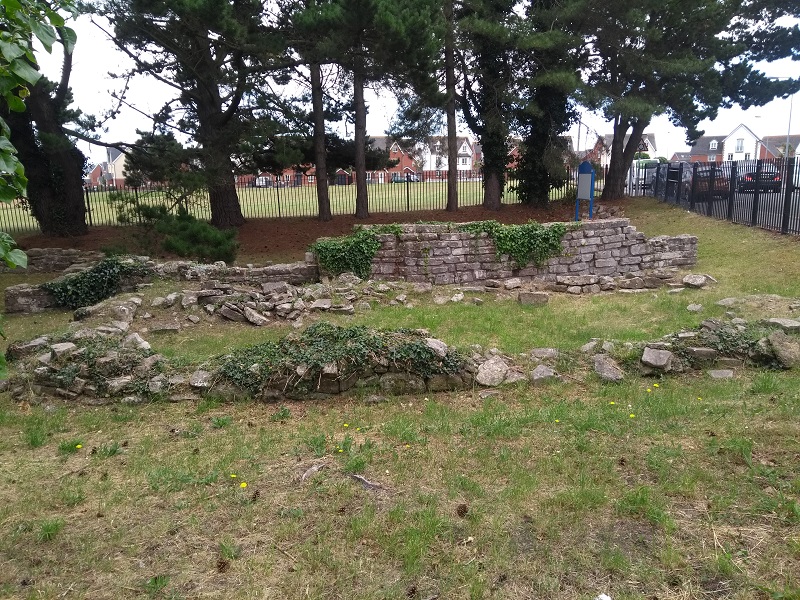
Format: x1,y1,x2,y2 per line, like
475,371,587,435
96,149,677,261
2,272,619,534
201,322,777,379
1,198,799,599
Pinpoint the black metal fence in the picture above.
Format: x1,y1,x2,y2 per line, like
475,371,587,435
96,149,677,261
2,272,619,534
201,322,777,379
0,169,587,235
636,157,800,235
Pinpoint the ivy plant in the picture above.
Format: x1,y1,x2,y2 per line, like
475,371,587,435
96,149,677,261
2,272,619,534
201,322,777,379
309,224,402,279
219,322,464,395
457,220,569,268
42,256,153,310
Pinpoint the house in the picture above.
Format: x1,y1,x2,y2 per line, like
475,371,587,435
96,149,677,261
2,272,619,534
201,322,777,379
720,124,761,162
760,135,800,159
599,133,657,167
416,136,482,180
84,150,127,188
685,125,796,164
687,134,726,163
369,136,419,183
105,148,127,187
670,151,691,162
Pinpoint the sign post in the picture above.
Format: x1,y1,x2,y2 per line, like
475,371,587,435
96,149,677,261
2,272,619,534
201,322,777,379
576,160,595,220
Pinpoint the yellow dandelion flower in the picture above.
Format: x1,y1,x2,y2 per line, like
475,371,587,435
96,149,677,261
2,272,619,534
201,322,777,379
343,423,349,428
629,413,636,418
230,474,237,478
697,397,702,401
75,444,82,449
653,383,660,388
338,449,343,453
240,482,247,488
555,419,560,423
609,401,615,405
356,427,361,432
647,388,652,393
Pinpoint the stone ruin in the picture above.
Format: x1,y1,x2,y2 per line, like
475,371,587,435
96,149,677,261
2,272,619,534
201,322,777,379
5,217,795,405
3,267,800,405
4,217,698,315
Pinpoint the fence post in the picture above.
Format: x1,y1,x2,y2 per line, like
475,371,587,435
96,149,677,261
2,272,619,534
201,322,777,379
780,157,795,235
727,162,737,222
689,163,698,211
84,187,93,227
751,159,762,227
276,177,282,218
676,163,685,204
406,174,410,212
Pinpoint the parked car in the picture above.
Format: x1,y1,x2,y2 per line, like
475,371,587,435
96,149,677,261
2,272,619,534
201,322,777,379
391,172,419,183
737,167,782,193
690,166,729,201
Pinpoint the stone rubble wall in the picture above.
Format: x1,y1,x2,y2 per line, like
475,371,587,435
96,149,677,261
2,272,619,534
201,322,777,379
368,218,697,286
0,248,105,273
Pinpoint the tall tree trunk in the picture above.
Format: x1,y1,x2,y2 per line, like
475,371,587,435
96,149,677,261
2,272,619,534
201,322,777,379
481,112,506,211
444,0,458,212
483,170,503,210
310,62,332,221
353,68,369,219
601,117,649,201
204,143,245,228
21,82,88,236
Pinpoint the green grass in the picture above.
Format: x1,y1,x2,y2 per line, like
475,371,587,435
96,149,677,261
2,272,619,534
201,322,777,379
1,198,800,597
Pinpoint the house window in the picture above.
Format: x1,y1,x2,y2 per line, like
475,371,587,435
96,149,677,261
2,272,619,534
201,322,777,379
435,170,441,177
308,175,314,183
735,138,744,152
284,174,290,181
744,153,750,160
727,154,733,161
460,157,468,166
708,155,717,162
709,140,718,150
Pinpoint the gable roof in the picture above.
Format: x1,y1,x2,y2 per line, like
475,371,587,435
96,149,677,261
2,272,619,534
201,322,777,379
689,135,726,152
760,135,800,158
602,132,657,152
724,123,760,142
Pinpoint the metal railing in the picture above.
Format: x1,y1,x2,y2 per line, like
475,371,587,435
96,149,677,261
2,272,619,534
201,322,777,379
638,158,800,235
0,168,589,235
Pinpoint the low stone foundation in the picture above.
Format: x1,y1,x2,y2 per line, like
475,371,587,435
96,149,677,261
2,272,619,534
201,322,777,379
0,248,105,273
367,218,697,285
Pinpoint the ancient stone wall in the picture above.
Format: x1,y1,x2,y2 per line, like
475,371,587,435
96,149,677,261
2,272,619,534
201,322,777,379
368,218,697,285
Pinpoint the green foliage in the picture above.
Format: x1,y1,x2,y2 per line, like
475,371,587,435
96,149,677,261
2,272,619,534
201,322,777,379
58,439,84,455
1,0,77,202
109,195,238,263
157,210,238,264
38,518,65,542
310,225,402,278
143,574,169,598
458,220,568,268
269,406,291,422
210,415,232,429
0,232,27,269
42,256,152,310
219,322,464,396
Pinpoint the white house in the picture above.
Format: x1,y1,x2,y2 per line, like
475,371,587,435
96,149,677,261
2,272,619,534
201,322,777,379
416,136,481,178
721,124,760,162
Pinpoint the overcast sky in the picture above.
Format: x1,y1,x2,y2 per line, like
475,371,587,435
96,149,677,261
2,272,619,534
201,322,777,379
39,15,799,165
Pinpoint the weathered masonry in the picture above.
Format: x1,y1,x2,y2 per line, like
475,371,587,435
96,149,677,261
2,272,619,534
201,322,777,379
368,218,697,284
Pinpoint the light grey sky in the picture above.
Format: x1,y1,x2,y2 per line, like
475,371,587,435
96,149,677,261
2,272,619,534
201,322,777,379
39,15,798,165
